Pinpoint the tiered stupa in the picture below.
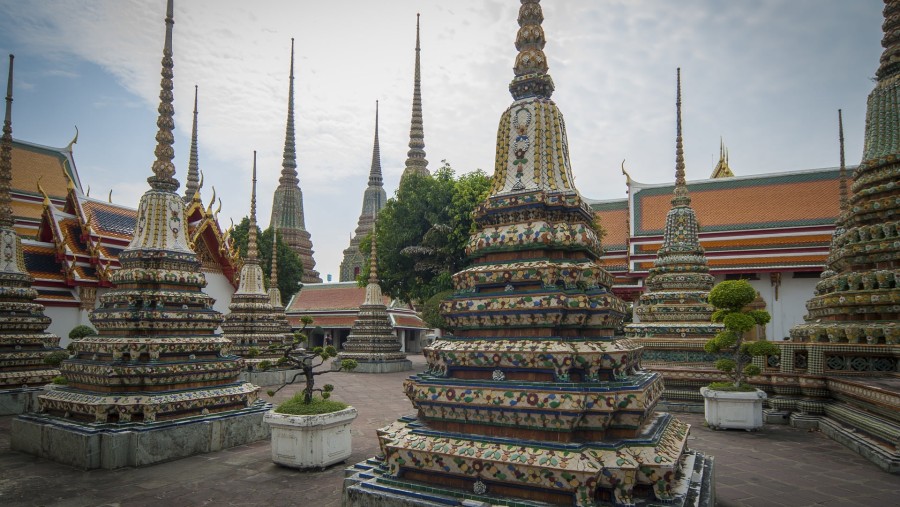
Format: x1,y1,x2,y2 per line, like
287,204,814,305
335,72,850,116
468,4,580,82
624,70,725,409
270,39,321,284
345,2,714,505
401,14,429,180
335,227,410,373
340,101,387,282
267,231,293,344
183,85,201,203
11,1,269,469
222,153,288,364
0,54,64,410
777,0,900,473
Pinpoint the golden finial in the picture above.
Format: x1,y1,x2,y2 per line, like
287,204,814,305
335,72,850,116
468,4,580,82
37,176,51,207
108,189,113,203
214,197,222,220
66,125,78,152
207,185,216,215
620,159,632,186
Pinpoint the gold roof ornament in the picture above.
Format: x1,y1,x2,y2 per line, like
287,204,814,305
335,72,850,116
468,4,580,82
710,137,734,178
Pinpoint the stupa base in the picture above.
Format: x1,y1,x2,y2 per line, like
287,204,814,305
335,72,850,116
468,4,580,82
342,450,715,507
0,386,45,415
10,400,271,469
335,358,413,374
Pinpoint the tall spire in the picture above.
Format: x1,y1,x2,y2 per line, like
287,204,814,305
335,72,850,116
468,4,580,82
369,100,382,186
838,108,848,214
269,230,278,287
509,0,555,100
672,68,690,207
184,85,200,203
367,217,379,286
0,54,14,228
280,37,298,187
248,151,258,261
402,14,429,178
148,0,177,192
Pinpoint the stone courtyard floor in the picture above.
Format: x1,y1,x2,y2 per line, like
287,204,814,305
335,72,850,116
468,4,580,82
1,354,899,507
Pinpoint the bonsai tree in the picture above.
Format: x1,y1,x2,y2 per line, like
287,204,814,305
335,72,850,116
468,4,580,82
266,316,357,411
704,280,779,390
68,325,97,340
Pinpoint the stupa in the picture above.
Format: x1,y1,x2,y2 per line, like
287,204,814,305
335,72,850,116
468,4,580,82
777,0,900,473
183,85,201,203
267,231,293,344
222,152,288,364
340,101,387,282
0,54,64,414
270,39,321,283
335,225,411,373
401,14,429,180
11,0,269,469
344,2,714,506
624,70,725,409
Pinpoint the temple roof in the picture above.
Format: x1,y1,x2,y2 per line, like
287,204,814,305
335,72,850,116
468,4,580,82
285,282,427,330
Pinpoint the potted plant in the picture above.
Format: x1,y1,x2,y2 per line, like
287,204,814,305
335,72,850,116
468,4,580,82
263,319,358,469
700,279,779,430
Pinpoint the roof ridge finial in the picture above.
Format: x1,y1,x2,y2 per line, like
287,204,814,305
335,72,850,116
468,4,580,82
279,38,298,186
672,68,690,207
369,100,383,186
1,54,14,227
184,84,200,203
838,108,848,214
269,230,278,287
509,0,554,100
402,14,429,179
148,0,178,192
248,150,258,261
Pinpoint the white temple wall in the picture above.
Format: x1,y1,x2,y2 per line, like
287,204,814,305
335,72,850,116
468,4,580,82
202,270,236,333
711,273,818,341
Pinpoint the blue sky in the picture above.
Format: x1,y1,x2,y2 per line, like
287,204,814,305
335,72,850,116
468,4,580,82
0,0,885,281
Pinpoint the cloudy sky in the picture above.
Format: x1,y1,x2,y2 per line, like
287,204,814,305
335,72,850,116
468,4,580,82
0,0,885,281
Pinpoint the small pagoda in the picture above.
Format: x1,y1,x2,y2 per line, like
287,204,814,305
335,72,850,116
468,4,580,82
0,54,64,413
270,39,321,284
345,2,714,506
624,69,725,409
340,101,387,282
11,0,269,469
222,152,289,365
335,228,411,373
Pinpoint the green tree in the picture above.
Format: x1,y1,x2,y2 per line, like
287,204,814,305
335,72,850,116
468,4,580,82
360,161,491,304
231,217,305,302
704,280,779,389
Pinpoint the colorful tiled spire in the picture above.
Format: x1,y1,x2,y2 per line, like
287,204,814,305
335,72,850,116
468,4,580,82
0,53,63,390
183,85,200,203
37,0,263,429
340,101,387,281
353,4,711,505
268,230,282,308
401,14,429,179
838,109,848,214
270,38,321,283
672,69,690,207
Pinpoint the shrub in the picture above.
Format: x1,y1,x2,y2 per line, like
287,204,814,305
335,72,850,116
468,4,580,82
275,395,348,416
704,280,779,389
43,350,70,367
258,360,272,371
68,325,96,340
52,375,68,385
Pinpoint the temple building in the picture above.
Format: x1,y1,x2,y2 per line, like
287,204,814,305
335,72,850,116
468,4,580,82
624,69,725,409
400,14,429,180
339,102,387,282
269,39,321,284
0,54,64,413
11,0,269,469
222,153,288,363
592,165,843,340
285,282,427,352
765,0,900,474
334,228,411,372
8,86,239,346
345,2,713,506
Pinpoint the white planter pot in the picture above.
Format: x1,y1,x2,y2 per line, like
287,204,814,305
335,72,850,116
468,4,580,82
264,406,358,469
700,387,766,430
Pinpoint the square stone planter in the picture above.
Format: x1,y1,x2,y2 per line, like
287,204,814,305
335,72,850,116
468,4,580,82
264,406,357,469
700,386,766,430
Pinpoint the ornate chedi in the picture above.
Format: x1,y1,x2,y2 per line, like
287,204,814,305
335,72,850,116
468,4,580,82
771,1,900,473
340,101,387,282
344,3,714,506
267,231,293,344
624,70,725,408
0,54,63,406
222,152,288,364
401,14,429,180
270,38,321,284
11,1,269,469
335,228,410,373
183,85,201,203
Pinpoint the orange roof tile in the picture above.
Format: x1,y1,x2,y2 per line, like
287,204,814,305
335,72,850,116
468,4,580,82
592,200,629,249
288,314,358,328
286,283,391,312
10,143,71,198
392,313,428,329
